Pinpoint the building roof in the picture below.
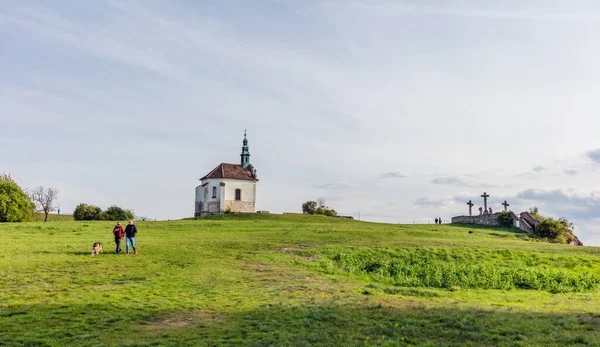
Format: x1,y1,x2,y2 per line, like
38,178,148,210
200,163,258,182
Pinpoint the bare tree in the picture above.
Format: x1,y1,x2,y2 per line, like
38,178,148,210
317,198,326,208
29,187,59,222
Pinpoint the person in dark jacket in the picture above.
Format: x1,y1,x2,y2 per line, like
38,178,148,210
124,219,138,255
113,222,124,254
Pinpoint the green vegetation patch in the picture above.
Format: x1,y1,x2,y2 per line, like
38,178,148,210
319,247,600,293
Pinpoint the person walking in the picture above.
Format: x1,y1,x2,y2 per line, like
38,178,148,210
124,219,138,256
112,222,124,254
434,218,438,224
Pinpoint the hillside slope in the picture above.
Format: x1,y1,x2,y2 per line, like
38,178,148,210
1,214,600,346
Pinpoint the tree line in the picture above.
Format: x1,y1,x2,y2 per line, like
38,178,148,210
73,204,134,221
0,173,133,222
301,199,337,217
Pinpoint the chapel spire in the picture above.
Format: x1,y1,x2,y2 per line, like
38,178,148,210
240,130,250,168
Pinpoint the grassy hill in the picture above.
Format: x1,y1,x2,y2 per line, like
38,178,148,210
33,213,74,222
2,214,600,346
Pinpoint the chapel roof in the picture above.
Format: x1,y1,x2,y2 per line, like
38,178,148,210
200,163,258,182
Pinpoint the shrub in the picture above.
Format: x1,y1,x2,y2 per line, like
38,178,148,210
325,208,337,217
0,174,35,222
498,211,513,228
102,205,134,221
73,203,103,221
302,201,317,214
535,218,572,243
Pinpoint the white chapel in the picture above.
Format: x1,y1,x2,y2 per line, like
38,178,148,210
194,132,258,216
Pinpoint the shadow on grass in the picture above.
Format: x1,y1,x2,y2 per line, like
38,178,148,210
37,251,124,256
3,301,599,346
198,303,600,346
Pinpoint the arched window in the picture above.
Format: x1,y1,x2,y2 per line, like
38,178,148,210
212,186,217,198
235,189,242,201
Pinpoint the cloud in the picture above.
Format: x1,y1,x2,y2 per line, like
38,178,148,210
380,172,406,179
587,149,600,163
515,188,600,219
564,169,579,176
314,182,359,190
532,166,545,172
431,176,498,188
432,177,466,185
414,197,452,208
349,3,600,21
517,188,583,204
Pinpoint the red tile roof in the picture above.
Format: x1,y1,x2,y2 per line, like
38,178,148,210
201,163,258,181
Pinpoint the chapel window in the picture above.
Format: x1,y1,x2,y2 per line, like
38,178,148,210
235,189,242,201
212,186,217,198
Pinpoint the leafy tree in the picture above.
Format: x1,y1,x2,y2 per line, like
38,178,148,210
302,201,318,214
73,203,103,221
29,186,59,222
498,211,513,228
102,205,134,221
0,174,35,222
535,218,572,243
324,208,337,217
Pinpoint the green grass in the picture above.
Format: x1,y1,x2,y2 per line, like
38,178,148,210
2,214,600,346
33,213,74,221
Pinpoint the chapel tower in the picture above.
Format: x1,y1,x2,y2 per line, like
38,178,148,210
241,130,250,169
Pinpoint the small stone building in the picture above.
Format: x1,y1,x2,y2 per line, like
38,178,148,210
194,132,258,216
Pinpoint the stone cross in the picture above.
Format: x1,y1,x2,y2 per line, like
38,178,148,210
481,192,490,211
502,200,509,211
467,200,474,216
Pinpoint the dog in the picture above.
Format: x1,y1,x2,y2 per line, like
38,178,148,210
92,242,103,256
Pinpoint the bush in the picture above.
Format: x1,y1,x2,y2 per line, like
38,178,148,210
325,208,337,217
303,200,337,217
302,201,317,214
73,203,103,221
0,174,35,222
535,218,573,243
102,205,134,220
498,211,513,228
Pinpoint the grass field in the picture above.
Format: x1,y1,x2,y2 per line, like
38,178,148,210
33,213,74,222
2,214,600,346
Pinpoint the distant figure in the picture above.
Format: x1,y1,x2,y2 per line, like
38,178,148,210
112,222,124,254
438,217,442,224
57,208,61,215
435,218,438,224
489,207,493,214
124,219,138,255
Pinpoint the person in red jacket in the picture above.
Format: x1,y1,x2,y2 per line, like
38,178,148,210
113,222,124,254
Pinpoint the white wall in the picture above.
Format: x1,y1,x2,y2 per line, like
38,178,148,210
195,178,257,214
221,179,256,203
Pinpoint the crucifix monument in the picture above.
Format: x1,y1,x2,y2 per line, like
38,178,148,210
502,200,509,211
467,200,474,216
481,192,490,212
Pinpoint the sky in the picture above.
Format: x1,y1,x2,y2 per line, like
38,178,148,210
2,1,600,244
